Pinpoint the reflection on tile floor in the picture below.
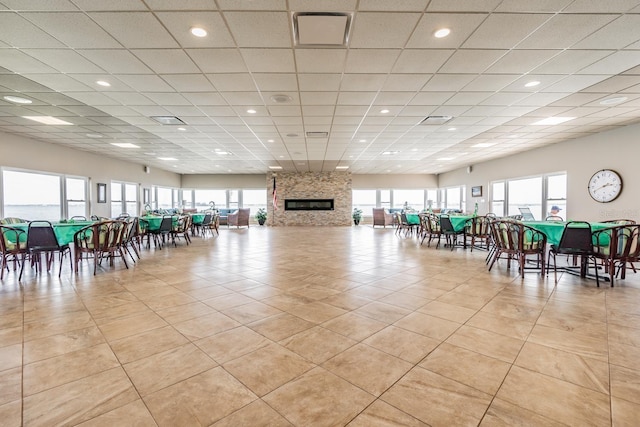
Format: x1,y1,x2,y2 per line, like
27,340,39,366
2,226,640,426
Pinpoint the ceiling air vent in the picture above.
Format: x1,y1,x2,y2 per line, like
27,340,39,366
306,131,328,138
293,12,352,47
420,115,453,125
150,116,186,125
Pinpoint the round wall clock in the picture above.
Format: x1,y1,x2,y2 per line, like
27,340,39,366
588,169,623,203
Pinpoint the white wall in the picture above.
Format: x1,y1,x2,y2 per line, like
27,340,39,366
352,174,438,188
438,123,640,222
181,174,266,188
0,132,180,217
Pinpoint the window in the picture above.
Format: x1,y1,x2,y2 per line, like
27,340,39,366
546,174,567,219
491,181,505,216
110,182,138,217
444,186,464,211
228,189,239,210
508,176,543,219
426,189,438,210
156,187,173,210
66,177,87,219
181,189,193,209
490,173,566,220
125,184,138,216
195,190,226,209
379,189,391,210
352,190,377,215
243,189,266,213
393,189,424,211
2,170,61,220
110,182,123,217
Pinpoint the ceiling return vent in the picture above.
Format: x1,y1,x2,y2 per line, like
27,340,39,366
293,12,352,47
420,115,453,125
306,131,329,138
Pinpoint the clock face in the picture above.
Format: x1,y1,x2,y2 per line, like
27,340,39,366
588,169,623,203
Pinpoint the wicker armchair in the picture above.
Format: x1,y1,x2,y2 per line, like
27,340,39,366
228,208,250,228
372,208,394,228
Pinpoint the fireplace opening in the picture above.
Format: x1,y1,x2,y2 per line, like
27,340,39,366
284,199,334,211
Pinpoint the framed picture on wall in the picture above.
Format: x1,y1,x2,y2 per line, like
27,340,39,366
471,186,482,197
97,183,107,203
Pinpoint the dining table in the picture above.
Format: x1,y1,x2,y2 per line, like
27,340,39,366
523,221,614,246
9,221,95,246
189,213,206,225
406,213,476,231
138,215,179,232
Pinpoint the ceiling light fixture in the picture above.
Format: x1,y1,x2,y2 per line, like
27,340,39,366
382,151,398,155
599,96,628,105
158,157,178,161
3,95,32,104
359,139,366,143
336,166,349,170
434,28,450,38
190,27,207,37
380,109,390,114
246,109,257,114
96,80,111,87
269,166,283,170
524,81,540,88
110,142,139,148
177,127,186,131
448,127,457,131
85,133,103,138
532,117,575,125
270,94,292,103
472,142,497,148
437,157,454,161
267,139,275,143
22,116,73,125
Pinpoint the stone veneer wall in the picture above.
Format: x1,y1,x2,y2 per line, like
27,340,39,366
267,172,352,226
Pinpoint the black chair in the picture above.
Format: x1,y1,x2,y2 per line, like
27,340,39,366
24,221,71,278
149,215,173,249
547,221,598,284
440,214,464,250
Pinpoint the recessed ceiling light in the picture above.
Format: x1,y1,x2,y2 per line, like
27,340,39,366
599,96,628,105
158,157,178,161
524,81,540,88
111,142,139,148
3,95,32,104
270,94,292,103
359,139,366,143
267,139,275,143
448,127,456,131
279,155,284,158
22,116,73,125
508,134,520,138
96,80,111,87
336,166,349,170
177,127,186,131
216,151,231,155
434,28,450,38
382,151,398,155
247,109,257,114
380,109,390,114
269,166,283,170
86,133,103,138
472,142,497,148
411,148,418,152
190,27,207,37
532,117,575,125
437,157,454,161
144,152,156,155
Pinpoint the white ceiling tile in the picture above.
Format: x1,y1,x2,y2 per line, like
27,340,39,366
23,49,105,73
428,0,501,12
440,50,507,73
116,75,175,92
88,12,179,48
533,50,614,75
66,92,120,105
518,14,617,50
358,0,428,11
345,49,401,73
480,92,530,106
392,49,454,73
240,49,295,73
486,50,559,74
445,92,492,105
106,92,154,106
0,49,57,73
573,15,640,49
23,12,122,48
409,91,454,105
144,0,215,9
217,0,286,10
142,92,191,106
22,73,92,91
182,93,227,106
301,105,335,116
161,74,217,92
289,0,357,11
337,92,377,105
463,14,550,49
581,75,640,93
206,73,256,91
564,0,640,13
543,75,609,93
0,13,66,47
300,92,337,105
297,74,342,91
68,74,134,91
578,51,640,75
131,49,200,74
252,74,298,92
382,74,431,91
77,49,153,74
407,13,488,49
373,91,415,105
421,74,476,91
514,92,573,106
350,12,421,48
221,91,263,105
224,12,290,47
495,0,572,12
340,74,386,91
186,49,247,73
295,50,347,73
69,0,147,11
155,12,235,48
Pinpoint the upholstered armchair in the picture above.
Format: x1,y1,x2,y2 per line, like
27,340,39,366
228,208,250,228
372,208,394,228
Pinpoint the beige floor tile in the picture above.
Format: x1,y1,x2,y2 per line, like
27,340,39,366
537,306,608,340
211,399,293,427
354,301,412,324
173,311,240,340
515,342,609,394
418,300,478,323
76,399,157,427
323,343,413,396
184,284,234,300
23,367,139,427
528,324,609,362
446,325,524,363
223,342,315,396
23,326,105,364
196,326,272,364
98,312,167,342
377,291,429,311
23,310,96,341
109,325,189,364
609,341,640,371
396,284,449,301
362,325,440,363
496,366,610,426
0,367,21,407
0,312,24,330
203,293,257,311
394,312,461,341
611,396,640,427
263,367,375,427
143,367,257,427
466,311,534,340
479,398,566,426
124,343,217,396
480,296,545,322
321,312,387,341
0,326,22,347
286,301,348,324
280,325,356,364
155,301,217,324
608,323,640,348
610,364,640,405
420,342,511,395
221,301,283,324
143,291,197,311
381,366,492,426
0,343,22,370
0,400,22,427
248,313,316,341
348,399,428,426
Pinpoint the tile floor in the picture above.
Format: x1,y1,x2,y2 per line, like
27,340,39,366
1,226,640,426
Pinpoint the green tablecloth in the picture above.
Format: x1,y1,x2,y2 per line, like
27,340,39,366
524,221,614,246
139,215,178,231
405,214,474,232
9,221,95,246
190,213,205,225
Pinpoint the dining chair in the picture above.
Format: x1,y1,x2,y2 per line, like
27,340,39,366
547,221,598,284
0,225,28,280
463,215,491,251
170,215,192,246
545,215,564,221
25,220,72,278
228,208,250,228
488,220,546,277
70,215,87,221
197,213,212,237
440,214,464,250
150,215,174,249
592,224,640,287
73,220,129,275
421,213,443,248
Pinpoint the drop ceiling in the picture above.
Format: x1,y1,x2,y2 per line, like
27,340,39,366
1,0,640,175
